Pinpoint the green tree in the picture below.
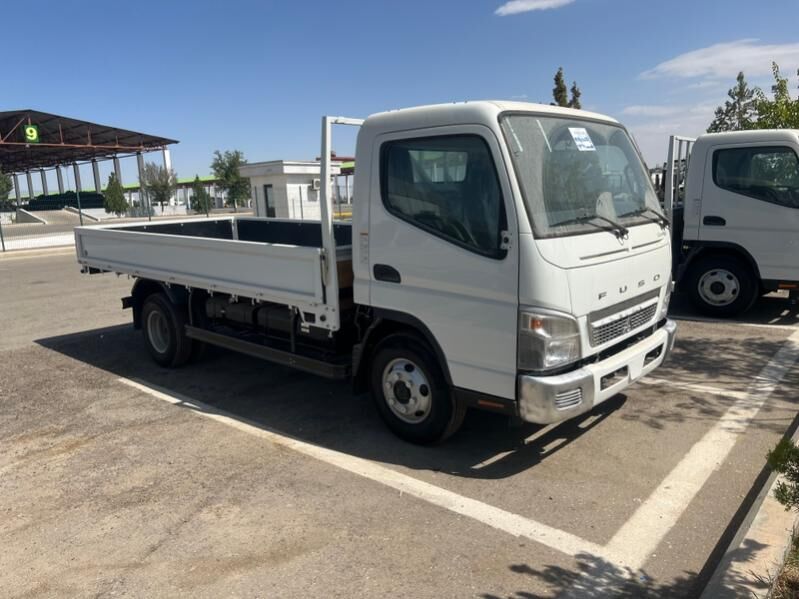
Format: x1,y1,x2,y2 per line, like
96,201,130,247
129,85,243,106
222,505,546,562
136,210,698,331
190,175,212,215
552,67,569,107
211,150,249,210
0,169,12,210
103,172,129,216
754,62,799,129
707,72,759,133
141,162,177,213
569,81,582,109
767,438,799,510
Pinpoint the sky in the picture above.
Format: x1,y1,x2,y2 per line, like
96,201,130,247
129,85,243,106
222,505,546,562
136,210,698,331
4,0,799,188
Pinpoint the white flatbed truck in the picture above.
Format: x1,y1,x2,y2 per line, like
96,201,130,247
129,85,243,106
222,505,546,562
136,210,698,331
76,102,677,444
665,130,799,316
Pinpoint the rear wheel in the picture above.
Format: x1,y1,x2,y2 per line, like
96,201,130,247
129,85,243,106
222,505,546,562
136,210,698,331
141,293,193,367
686,255,758,317
370,334,464,444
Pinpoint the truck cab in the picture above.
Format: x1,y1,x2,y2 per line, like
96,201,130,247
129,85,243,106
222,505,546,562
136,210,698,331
352,102,675,436
670,130,799,315
76,101,677,444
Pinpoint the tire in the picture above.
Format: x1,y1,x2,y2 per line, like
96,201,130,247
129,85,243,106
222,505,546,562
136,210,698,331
369,334,465,445
685,254,758,317
141,293,193,367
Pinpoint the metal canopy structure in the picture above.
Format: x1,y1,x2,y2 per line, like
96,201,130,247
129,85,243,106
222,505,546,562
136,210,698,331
0,109,178,173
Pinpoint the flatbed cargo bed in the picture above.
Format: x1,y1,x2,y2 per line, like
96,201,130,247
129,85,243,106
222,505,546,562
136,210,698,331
75,217,352,326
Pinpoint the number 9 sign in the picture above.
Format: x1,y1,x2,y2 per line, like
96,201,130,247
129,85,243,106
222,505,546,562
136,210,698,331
24,125,39,144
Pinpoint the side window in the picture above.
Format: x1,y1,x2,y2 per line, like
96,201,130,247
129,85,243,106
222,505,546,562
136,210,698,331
380,135,507,258
713,146,799,208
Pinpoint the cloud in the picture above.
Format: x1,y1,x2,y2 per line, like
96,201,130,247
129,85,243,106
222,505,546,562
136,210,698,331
495,0,575,16
641,39,799,80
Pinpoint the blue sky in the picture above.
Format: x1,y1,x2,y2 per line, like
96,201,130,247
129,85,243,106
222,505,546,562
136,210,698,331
5,0,799,188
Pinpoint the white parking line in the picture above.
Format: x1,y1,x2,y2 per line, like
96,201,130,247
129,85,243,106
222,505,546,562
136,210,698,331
637,377,748,399
674,315,798,332
605,330,799,570
117,377,607,561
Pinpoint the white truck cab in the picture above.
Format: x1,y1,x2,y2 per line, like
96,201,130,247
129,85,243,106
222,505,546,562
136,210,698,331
77,101,676,444
667,130,799,315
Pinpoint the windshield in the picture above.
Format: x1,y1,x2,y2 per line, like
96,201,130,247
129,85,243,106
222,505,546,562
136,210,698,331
500,114,663,238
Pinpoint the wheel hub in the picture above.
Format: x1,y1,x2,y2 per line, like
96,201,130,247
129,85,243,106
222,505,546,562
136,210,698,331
146,310,170,354
382,358,432,424
698,268,740,307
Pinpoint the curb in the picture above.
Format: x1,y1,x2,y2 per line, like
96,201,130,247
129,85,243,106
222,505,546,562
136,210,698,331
701,437,799,598
0,246,75,260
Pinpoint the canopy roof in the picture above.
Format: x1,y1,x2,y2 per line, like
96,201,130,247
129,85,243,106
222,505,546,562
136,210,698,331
0,109,178,173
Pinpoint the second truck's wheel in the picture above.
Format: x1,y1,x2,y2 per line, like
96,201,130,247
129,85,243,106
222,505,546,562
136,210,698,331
141,293,193,367
370,334,465,445
686,255,757,317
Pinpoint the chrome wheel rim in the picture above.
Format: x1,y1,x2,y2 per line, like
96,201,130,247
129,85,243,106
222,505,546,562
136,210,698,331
698,268,739,307
382,358,432,424
146,310,170,354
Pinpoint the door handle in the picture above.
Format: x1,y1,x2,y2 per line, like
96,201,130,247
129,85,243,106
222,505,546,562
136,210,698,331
703,215,726,226
373,264,401,284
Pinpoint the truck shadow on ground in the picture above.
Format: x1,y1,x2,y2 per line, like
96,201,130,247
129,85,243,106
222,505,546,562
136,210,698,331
670,291,799,328
37,324,629,480
620,330,799,433
480,538,767,598
36,313,797,479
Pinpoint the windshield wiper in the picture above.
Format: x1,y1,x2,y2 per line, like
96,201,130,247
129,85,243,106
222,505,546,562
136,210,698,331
619,207,670,228
552,214,629,239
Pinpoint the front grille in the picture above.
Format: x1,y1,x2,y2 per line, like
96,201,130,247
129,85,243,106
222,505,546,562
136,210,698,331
590,303,658,347
555,388,583,410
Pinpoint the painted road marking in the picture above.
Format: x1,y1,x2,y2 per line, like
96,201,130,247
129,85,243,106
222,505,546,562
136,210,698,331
117,377,608,561
605,330,799,570
674,315,797,332
638,377,748,399
116,329,799,574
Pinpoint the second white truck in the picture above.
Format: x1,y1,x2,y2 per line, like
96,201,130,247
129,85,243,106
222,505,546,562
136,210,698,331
76,101,676,444
665,130,799,316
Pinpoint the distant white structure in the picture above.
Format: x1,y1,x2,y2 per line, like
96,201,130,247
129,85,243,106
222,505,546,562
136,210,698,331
239,160,347,220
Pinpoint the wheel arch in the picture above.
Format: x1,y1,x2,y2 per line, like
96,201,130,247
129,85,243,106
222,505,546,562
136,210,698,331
130,279,189,329
679,241,762,285
352,309,452,394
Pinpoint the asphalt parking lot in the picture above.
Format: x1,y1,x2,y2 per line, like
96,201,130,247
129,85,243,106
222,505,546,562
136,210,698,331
2,252,798,598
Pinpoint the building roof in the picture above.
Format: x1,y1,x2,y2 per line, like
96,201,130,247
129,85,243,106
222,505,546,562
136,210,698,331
0,109,178,173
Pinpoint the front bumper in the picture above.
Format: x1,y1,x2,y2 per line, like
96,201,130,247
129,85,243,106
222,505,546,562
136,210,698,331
517,319,677,424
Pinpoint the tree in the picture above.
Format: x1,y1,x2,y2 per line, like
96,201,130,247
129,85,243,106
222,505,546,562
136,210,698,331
754,62,799,129
141,162,177,212
569,81,582,109
707,72,758,133
103,172,128,216
551,67,582,109
211,150,249,210
552,67,569,107
190,175,212,216
767,438,799,510
0,169,12,210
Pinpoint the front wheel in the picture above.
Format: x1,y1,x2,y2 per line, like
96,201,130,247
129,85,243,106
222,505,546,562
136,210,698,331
369,335,464,445
685,255,758,317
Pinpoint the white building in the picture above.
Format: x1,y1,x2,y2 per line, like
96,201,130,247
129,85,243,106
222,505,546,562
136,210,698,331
239,160,350,220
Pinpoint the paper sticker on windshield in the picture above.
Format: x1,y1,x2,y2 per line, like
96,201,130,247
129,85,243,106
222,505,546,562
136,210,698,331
568,127,596,152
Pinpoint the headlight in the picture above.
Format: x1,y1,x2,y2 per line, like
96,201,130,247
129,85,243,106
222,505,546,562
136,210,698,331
518,309,581,372
659,276,673,320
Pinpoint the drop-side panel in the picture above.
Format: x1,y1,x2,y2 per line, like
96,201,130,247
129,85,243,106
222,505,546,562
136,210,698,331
74,226,326,307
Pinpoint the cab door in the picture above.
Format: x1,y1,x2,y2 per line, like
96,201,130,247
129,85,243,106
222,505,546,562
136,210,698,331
366,125,520,400
700,143,799,281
